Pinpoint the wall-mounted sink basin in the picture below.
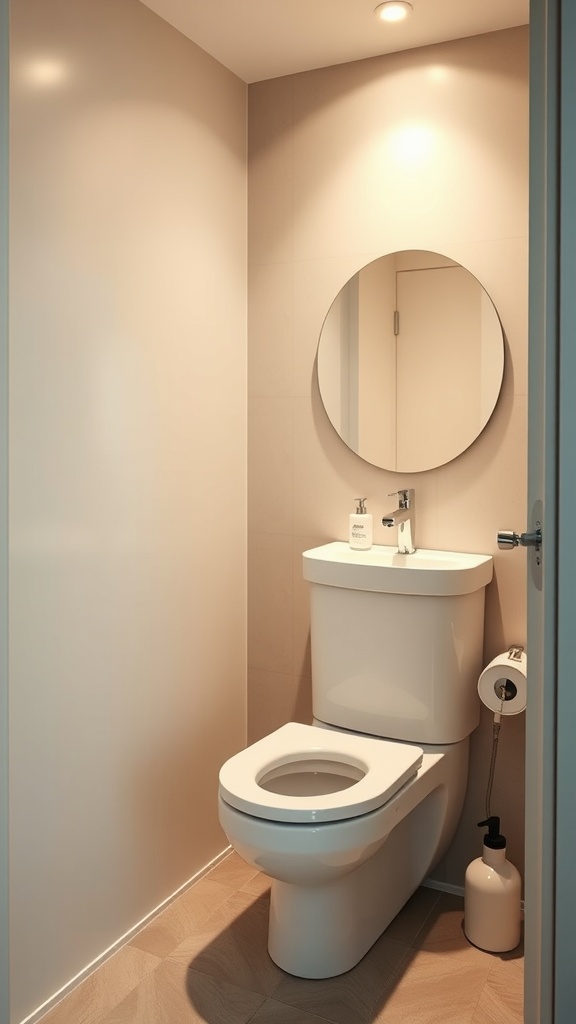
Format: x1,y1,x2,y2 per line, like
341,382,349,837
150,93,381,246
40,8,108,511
302,542,493,596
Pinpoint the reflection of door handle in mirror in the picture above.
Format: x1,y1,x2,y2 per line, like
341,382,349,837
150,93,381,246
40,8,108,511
497,528,542,550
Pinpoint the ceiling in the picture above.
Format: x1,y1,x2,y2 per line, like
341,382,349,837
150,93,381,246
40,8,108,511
138,0,529,84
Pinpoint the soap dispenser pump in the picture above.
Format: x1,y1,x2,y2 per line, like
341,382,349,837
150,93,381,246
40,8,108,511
464,816,522,952
349,498,373,550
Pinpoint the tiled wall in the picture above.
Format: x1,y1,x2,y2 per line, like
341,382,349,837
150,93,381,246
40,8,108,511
247,27,528,888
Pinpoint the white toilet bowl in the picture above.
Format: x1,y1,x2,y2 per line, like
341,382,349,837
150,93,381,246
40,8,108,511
218,722,469,978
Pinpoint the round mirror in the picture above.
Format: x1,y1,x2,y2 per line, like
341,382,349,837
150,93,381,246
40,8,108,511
317,250,505,473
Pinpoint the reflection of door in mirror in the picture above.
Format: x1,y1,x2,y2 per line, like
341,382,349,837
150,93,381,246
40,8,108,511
396,257,480,470
394,254,503,469
357,251,470,468
317,249,505,473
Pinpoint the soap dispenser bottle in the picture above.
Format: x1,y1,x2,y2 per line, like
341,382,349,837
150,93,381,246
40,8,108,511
464,816,522,952
349,498,373,550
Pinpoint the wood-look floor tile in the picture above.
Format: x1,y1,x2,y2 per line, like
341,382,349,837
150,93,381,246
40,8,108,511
130,879,236,958
239,871,272,898
271,936,409,1024
39,945,161,1024
412,892,468,950
249,998,342,1023
97,960,266,1024
167,892,284,997
471,956,524,1024
384,887,440,946
205,851,260,890
37,873,524,1024
370,945,494,1023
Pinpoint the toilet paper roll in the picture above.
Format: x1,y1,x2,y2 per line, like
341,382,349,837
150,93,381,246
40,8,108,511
477,648,527,715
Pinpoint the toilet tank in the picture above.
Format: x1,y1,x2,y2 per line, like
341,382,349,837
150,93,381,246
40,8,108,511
302,542,493,745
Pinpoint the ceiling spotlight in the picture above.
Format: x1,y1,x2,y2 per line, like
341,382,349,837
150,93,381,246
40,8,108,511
374,2,413,23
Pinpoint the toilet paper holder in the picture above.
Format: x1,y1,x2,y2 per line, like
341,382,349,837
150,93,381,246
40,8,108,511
507,644,524,662
479,645,527,716
494,645,525,702
496,678,518,701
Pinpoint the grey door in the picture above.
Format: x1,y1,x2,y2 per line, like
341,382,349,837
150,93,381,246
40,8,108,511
526,1,576,1021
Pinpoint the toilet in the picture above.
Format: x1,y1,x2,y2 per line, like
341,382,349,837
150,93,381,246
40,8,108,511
218,541,493,979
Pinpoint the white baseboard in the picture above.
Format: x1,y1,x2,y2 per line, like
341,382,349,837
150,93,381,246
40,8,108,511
422,877,465,898
20,846,233,1024
423,876,526,914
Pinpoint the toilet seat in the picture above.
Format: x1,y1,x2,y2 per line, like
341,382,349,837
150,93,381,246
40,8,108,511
218,722,423,823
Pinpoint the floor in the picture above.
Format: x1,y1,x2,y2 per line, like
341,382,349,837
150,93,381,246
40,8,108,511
40,852,524,1024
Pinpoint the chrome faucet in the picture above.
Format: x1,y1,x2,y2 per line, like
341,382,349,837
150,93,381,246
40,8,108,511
382,488,416,554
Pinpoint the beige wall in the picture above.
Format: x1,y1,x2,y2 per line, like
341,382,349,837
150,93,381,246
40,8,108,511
248,28,528,888
6,15,529,1020
0,1,8,1022
9,2,246,1021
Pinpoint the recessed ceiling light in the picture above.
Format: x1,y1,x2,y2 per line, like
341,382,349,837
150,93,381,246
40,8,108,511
374,2,413,23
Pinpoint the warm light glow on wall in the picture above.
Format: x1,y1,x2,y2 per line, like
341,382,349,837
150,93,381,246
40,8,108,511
374,2,413,23
389,124,434,164
22,58,68,87
427,64,452,83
